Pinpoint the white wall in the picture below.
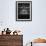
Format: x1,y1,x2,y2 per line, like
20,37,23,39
0,0,46,45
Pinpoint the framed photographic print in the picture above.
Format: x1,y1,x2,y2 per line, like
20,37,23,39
16,1,32,21
32,43,46,46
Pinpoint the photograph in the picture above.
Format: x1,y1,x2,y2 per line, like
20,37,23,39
16,1,32,21
0,0,46,46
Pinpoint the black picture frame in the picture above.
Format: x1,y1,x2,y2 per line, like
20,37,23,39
16,1,32,21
